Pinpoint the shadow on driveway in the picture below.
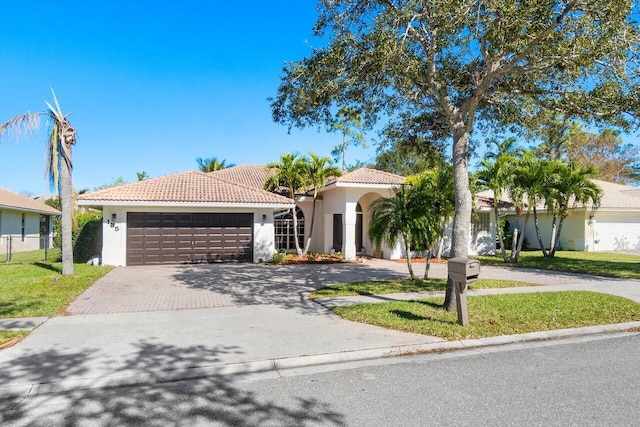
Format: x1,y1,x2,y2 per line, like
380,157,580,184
0,340,345,426
68,262,407,315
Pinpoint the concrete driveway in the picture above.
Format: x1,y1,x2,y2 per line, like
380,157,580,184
66,261,408,315
0,260,445,398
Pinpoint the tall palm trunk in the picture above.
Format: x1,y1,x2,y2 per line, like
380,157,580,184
514,207,531,263
494,205,508,262
302,198,317,255
533,206,549,257
423,248,432,279
402,231,416,280
60,143,74,275
549,216,565,257
291,206,302,256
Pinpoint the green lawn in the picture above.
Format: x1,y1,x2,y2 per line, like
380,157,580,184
309,278,536,299
332,291,640,341
0,257,112,318
4,247,61,264
475,251,640,279
0,330,29,347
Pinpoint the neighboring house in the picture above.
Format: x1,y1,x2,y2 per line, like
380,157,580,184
0,187,60,255
480,179,640,253
77,165,496,266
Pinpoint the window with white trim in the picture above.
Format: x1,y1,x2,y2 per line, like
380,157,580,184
274,208,305,251
472,212,490,233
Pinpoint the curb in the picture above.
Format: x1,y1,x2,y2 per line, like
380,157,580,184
2,321,639,401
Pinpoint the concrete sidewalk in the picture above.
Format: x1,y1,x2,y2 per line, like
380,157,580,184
1,259,640,401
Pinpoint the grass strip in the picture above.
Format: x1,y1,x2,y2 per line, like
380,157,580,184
310,278,536,299
0,330,29,347
475,251,640,279
0,262,113,318
331,291,640,341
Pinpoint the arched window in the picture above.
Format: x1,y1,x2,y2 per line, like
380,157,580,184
274,208,305,251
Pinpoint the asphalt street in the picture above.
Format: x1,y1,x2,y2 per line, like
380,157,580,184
2,333,639,426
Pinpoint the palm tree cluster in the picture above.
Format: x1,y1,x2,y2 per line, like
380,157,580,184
265,152,341,256
368,164,454,280
476,139,603,262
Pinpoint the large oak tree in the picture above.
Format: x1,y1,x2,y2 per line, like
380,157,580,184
271,0,640,310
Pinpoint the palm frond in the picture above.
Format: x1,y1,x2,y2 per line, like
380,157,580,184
0,112,41,141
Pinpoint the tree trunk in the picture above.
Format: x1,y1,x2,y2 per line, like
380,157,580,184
302,197,317,256
549,214,558,256
444,127,472,311
423,248,432,279
509,212,520,262
404,234,415,280
514,207,531,262
533,206,548,257
291,206,302,256
435,216,447,259
494,205,508,262
60,143,74,276
549,215,565,257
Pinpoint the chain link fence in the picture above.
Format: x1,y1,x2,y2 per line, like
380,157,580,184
2,235,58,263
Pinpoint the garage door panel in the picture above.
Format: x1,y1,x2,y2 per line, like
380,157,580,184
127,212,254,265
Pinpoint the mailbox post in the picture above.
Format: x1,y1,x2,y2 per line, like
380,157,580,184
447,257,480,326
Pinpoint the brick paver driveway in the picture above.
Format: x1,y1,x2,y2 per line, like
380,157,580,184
66,261,407,315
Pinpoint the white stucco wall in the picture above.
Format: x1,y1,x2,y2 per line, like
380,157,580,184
441,209,496,256
507,210,589,251
295,198,325,254
0,209,52,255
100,205,277,266
320,186,402,260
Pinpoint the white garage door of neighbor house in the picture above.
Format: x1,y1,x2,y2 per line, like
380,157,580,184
594,216,640,252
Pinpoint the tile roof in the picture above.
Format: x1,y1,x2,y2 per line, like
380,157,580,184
209,165,272,191
325,168,406,186
0,187,61,215
475,180,640,210
592,179,640,209
77,171,294,206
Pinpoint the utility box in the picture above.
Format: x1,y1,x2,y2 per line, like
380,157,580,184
447,257,480,326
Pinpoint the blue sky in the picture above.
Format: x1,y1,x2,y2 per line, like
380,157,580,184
0,1,375,195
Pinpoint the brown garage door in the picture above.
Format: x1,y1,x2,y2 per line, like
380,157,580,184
127,212,253,265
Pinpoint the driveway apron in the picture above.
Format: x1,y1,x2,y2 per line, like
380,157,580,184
2,259,638,398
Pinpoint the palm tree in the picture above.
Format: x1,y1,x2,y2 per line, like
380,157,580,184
196,157,234,172
406,165,454,277
544,161,602,257
476,155,514,262
485,137,524,160
264,153,309,256
0,91,77,275
369,184,418,279
302,152,341,256
509,152,546,262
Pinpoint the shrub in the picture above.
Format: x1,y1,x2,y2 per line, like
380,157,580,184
273,251,287,264
73,212,102,263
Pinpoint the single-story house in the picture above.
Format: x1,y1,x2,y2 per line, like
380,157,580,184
479,179,640,253
77,166,496,266
0,187,60,255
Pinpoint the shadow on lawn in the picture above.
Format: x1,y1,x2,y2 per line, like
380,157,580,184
32,262,62,274
0,340,346,426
